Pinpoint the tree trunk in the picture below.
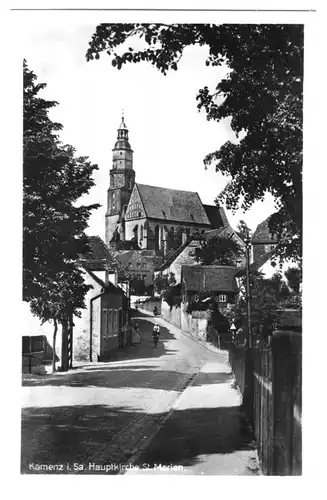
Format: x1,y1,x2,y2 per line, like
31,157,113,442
68,314,73,370
61,318,69,372
52,318,58,374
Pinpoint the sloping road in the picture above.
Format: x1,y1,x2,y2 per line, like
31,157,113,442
21,313,260,475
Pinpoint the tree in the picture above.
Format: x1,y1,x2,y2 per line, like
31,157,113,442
29,267,92,372
229,271,282,345
24,61,100,370
195,233,243,266
284,266,302,294
86,24,303,263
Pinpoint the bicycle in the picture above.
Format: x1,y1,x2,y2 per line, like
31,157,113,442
152,333,159,348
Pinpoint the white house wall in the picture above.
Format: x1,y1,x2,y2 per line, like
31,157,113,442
163,240,201,282
73,270,103,361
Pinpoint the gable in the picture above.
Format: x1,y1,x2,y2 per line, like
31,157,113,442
203,205,229,229
125,185,146,221
252,216,278,244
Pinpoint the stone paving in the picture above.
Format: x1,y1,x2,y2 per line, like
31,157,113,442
21,313,261,475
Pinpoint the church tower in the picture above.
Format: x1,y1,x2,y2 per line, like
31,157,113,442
105,115,135,247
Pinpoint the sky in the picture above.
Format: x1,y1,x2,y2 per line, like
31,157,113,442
21,18,276,241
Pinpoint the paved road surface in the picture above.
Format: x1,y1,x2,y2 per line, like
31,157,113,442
21,314,260,475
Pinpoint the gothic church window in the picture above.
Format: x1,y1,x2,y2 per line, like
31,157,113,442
133,225,138,243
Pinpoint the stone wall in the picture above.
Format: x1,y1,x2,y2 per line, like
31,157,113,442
161,300,209,341
161,300,181,328
140,299,162,315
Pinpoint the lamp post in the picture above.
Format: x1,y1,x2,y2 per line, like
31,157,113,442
242,231,254,424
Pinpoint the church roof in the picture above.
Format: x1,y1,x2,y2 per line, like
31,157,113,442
252,216,278,244
203,205,229,229
136,184,211,225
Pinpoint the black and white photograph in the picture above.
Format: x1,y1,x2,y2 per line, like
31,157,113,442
11,3,311,481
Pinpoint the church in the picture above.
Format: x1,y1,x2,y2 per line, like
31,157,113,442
105,116,228,256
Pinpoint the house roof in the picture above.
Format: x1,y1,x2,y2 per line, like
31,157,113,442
86,269,123,295
136,184,211,225
158,239,192,271
235,250,275,277
181,265,239,293
79,236,117,272
159,224,244,272
79,236,130,281
203,205,229,229
252,216,278,244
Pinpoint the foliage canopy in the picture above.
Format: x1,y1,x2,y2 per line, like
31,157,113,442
23,61,100,338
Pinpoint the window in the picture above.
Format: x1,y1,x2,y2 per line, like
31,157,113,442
138,211,142,218
137,274,141,280
162,210,166,218
108,309,113,337
142,274,146,281
219,294,227,303
190,214,194,221
140,225,144,239
102,309,108,337
112,310,118,337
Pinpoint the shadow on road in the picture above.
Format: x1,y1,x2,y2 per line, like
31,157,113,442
21,403,256,474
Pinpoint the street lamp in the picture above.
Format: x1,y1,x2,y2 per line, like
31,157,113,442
242,229,254,424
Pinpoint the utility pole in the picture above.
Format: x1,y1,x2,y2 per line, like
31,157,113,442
242,230,254,424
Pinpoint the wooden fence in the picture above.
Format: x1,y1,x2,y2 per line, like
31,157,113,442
228,331,302,475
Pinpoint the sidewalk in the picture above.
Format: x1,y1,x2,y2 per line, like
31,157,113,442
124,311,261,475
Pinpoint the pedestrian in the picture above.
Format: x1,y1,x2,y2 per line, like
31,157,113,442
152,324,160,348
132,320,141,344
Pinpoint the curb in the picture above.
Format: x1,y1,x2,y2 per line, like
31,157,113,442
117,366,202,474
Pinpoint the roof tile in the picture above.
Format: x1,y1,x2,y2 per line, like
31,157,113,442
137,184,211,225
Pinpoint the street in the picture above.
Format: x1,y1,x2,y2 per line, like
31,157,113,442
21,313,261,475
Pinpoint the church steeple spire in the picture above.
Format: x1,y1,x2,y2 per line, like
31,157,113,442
114,113,132,153
105,114,135,246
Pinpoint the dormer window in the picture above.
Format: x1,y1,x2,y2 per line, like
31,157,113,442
190,214,194,221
